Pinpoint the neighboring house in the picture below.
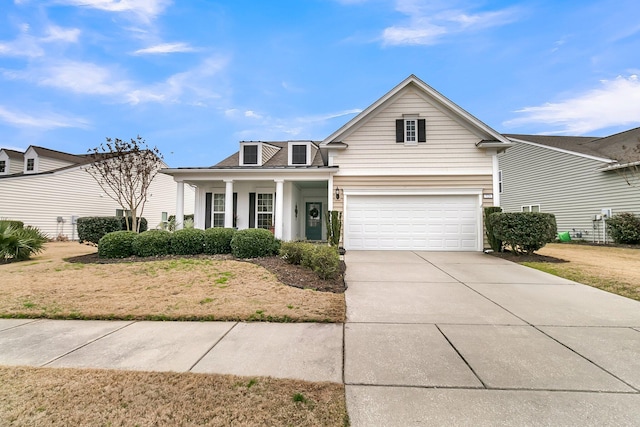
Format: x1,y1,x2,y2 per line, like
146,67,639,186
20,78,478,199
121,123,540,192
162,75,512,251
0,145,195,239
499,128,640,242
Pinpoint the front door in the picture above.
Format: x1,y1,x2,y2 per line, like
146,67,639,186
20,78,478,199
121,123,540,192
305,202,322,240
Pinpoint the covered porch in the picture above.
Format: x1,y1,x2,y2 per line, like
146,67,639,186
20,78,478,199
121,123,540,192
166,168,338,241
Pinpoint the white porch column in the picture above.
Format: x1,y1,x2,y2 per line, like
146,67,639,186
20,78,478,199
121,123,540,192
224,180,234,228
274,179,284,239
176,181,185,230
327,175,334,211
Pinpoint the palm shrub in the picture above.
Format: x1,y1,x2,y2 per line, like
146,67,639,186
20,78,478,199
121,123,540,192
488,212,557,255
170,228,205,255
98,230,137,258
606,213,640,244
0,220,24,229
484,206,503,252
132,229,171,257
230,228,278,258
203,228,236,254
0,223,48,262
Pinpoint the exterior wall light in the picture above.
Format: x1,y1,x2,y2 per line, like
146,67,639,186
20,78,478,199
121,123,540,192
335,187,341,200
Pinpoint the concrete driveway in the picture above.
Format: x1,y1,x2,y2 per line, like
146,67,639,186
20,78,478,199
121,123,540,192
344,251,640,426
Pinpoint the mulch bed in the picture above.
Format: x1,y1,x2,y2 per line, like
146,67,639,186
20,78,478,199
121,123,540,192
488,250,567,263
66,253,347,294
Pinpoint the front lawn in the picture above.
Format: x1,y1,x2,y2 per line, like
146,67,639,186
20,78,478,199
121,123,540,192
514,243,640,301
0,366,348,427
0,242,345,322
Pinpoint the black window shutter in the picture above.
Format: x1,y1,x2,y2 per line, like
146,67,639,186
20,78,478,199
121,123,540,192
233,193,238,228
249,193,256,228
395,119,404,142
418,119,426,142
204,193,212,229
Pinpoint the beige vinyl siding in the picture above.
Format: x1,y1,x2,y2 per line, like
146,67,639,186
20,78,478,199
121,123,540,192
0,168,195,239
262,144,280,164
499,142,639,239
37,157,75,173
333,174,494,213
333,87,492,173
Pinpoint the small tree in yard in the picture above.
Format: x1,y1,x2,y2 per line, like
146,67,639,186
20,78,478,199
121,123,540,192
85,136,163,233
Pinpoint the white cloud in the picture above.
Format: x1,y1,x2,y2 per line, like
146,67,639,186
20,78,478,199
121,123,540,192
0,105,89,129
0,24,81,57
504,75,640,134
55,0,171,23
244,110,262,119
381,1,519,46
132,42,196,55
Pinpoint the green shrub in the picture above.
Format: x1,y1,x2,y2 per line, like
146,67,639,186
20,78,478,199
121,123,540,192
230,228,278,258
0,223,48,262
606,213,640,244
132,230,171,257
0,220,24,229
120,216,148,233
488,212,557,255
325,211,342,247
307,245,340,280
170,228,205,255
484,206,503,252
98,231,137,258
203,228,236,254
77,217,122,244
280,241,315,265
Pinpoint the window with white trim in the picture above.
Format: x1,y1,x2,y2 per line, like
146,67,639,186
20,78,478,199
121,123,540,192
498,170,503,194
405,118,417,143
213,194,225,227
257,193,273,229
396,117,426,144
26,158,35,171
521,205,540,213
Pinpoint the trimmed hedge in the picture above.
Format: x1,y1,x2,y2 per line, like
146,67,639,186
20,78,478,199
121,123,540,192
280,241,340,280
606,213,640,244
132,229,171,257
484,206,503,252
120,216,148,233
77,216,148,244
230,228,279,258
98,230,137,258
488,212,557,255
203,228,236,254
170,228,205,255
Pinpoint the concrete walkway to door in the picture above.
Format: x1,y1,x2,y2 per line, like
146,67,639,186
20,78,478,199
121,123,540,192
344,250,640,426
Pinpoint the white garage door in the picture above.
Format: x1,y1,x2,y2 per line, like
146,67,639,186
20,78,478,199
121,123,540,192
345,194,480,251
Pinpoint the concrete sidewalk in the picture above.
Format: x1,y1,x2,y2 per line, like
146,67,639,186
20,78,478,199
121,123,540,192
344,250,640,426
0,320,343,383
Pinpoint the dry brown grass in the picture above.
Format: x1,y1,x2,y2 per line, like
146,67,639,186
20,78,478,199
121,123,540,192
0,366,348,427
0,242,345,322
524,243,640,301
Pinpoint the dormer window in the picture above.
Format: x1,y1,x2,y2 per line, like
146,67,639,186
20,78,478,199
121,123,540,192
292,145,307,164
0,161,5,173
288,142,312,166
396,116,426,144
240,144,259,166
26,158,35,172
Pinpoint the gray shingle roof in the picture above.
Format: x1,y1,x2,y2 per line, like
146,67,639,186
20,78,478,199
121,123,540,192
506,128,640,163
213,141,326,168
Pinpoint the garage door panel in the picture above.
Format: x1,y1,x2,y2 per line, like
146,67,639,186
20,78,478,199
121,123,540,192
345,195,479,251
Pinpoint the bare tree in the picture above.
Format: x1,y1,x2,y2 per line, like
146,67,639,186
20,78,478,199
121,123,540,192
85,136,164,233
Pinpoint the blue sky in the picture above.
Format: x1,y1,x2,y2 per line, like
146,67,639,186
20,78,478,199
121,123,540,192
1,0,639,167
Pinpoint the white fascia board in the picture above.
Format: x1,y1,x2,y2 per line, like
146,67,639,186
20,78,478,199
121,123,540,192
160,167,337,183
508,137,613,163
320,74,511,146
599,160,640,171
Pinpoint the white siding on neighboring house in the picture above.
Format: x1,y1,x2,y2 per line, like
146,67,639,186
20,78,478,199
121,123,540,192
332,87,493,175
499,142,639,239
37,157,76,173
0,167,194,239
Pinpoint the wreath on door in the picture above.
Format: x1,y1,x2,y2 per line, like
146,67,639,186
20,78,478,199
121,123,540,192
309,207,319,219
